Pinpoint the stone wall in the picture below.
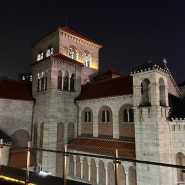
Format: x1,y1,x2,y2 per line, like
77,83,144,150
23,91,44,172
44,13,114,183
76,95,134,139
0,99,33,144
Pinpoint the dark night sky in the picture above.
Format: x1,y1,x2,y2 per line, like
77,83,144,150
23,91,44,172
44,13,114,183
0,0,185,83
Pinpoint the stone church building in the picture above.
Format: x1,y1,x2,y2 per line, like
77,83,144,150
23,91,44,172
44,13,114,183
0,26,185,185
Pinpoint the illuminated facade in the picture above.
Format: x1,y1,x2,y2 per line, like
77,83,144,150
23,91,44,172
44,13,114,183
0,27,185,185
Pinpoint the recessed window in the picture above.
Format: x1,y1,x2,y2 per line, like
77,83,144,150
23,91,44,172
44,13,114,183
83,53,91,68
68,46,78,61
38,72,47,92
141,78,151,106
123,108,134,123
102,110,110,123
57,70,62,90
70,73,75,92
46,46,53,57
37,51,44,61
63,71,69,91
85,111,91,122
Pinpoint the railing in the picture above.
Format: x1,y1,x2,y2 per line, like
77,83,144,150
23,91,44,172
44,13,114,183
1,141,185,185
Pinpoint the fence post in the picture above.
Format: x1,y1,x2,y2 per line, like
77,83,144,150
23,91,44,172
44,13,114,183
0,139,3,175
25,141,31,185
114,149,120,185
63,144,68,185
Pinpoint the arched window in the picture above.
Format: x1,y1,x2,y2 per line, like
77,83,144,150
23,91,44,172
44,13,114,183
46,46,53,57
38,78,41,91
68,45,78,61
83,51,91,67
37,72,47,92
124,109,128,122
159,78,166,106
58,70,62,90
37,54,41,61
123,109,134,122
141,78,151,106
85,111,91,122
63,71,69,91
69,48,73,58
73,50,77,60
129,108,134,122
176,152,185,183
37,50,44,61
70,73,75,91
102,110,110,123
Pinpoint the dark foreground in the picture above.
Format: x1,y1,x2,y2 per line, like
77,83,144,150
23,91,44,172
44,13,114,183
1,166,91,185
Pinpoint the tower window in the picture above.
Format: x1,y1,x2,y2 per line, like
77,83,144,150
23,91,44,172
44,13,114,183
83,51,91,68
46,46,53,57
68,46,78,61
37,51,44,61
63,71,69,91
141,78,151,106
57,70,62,90
70,73,75,92
37,72,47,92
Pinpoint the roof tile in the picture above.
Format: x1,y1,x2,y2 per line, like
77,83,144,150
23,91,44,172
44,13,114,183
68,137,135,158
76,75,133,101
59,27,102,47
0,79,33,101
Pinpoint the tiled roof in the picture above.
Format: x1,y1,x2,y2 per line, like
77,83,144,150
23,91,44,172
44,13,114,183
0,79,33,101
130,61,170,74
94,69,125,82
59,27,102,47
31,26,102,48
0,129,13,144
168,93,185,120
51,53,84,66
76,75,133,101
9,150,35,168
68,137,135,158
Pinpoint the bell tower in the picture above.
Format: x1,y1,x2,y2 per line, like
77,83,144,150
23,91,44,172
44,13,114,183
131,60,174,185
31,26,102,176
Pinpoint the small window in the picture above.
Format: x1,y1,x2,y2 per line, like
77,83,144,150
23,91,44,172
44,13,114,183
102,110,110,123
63,71,69,91
85,111,91,122
83,53,91,67
123,109,134,123
70,73,75,92
73,50,77,60
69,48,73,58
124,109,128,122
46,47,53,57
57,70,62,90
37,72,47,92
37,51,44,61
46,49,50,57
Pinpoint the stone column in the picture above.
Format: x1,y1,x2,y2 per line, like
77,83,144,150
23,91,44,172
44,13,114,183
125,171,129,185
105,165,108,185
93,107,98,137
88,161,91,182
73,156,76,177
113,115,119,139
80,158,83,179
96,163,99,184
68,73,72,91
